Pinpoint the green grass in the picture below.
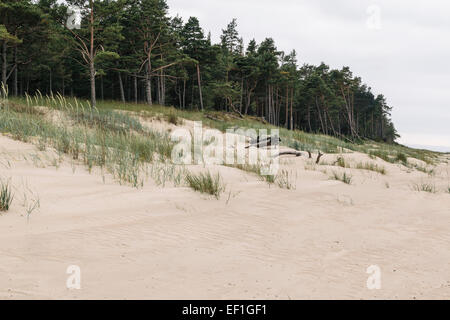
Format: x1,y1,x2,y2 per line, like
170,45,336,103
166,112,180,125
336,156,349,168
331,171,353,185
185,171,225,199
262,174,276,184
2,96,175,188
0,181,13,212
396,152,408,164
414,164,435,176
10,95,441,165
356,162,386,175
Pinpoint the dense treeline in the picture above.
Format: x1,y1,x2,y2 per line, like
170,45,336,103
0,0,398,142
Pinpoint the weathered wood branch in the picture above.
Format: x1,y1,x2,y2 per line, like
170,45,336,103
273,151,302,158
316,151,324,164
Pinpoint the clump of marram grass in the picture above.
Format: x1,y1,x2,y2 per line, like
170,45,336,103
412,182,436,193
356,162,386,175
185,171,225,199
414,164,435,176
167,112,180,125
0,181,14,212
447,187,450,194
330,171,353,185
336,156,349,168
276,170,296,190
226,162,276,185
261,174,276,184
396,152,408,164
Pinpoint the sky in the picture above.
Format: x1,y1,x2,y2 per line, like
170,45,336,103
167,0,450,152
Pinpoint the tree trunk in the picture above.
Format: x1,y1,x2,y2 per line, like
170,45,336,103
290,87,294,131
133,74,138,104
196,64,204,111
285,86,289,128
89,61,96,107
89,0,96,107
182,78,186,109
146,61,152,105
118,72,125,102
49,69,52,95
13,46,18,96
100,75,104,100
2,42,7,90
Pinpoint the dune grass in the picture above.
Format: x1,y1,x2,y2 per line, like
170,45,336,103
2,95,175,188
412,182,436,193
331,171,353,185
185,171,225,199
276,170,296,190
5,93,442,193
356,162,386,175
0,181,13,212
9,95,440,165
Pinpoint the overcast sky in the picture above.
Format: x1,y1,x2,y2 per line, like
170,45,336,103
168,0,450,151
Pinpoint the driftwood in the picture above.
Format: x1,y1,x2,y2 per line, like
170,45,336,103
273,151,302,158
205,114,224,122
245,136,281,149
307,150,312,158
316,151,324,164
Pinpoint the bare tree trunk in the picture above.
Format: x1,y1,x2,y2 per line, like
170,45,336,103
239,76,243,113
89,0,96,107
290,87,294,131
196,64,203,111
2,42,7,90
182,78,186,109
13,46,18,96
315,97,326,133
118,72,125,102
100,75,104,100
49,69,52,95
145,75,152,105
133,74,138,104
285,86,289,128
307,105,312,132
161,70,166,105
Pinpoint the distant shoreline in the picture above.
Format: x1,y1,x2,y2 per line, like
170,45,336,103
404,144,450,153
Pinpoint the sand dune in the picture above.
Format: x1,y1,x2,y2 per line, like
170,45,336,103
1,131,449,299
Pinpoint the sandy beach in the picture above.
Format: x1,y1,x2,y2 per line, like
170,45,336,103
1,131,449,300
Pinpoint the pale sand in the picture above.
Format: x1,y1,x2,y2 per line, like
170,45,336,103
1,132,450,300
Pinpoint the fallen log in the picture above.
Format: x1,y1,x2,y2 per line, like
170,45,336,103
205,114,224,122
273,151,302,158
